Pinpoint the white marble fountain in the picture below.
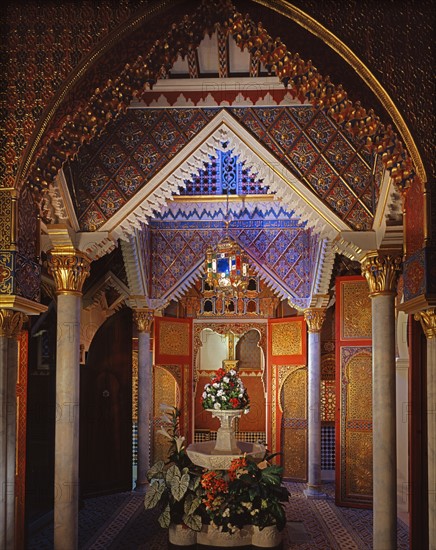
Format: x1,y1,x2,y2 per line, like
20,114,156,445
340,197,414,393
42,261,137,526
186,408,265,470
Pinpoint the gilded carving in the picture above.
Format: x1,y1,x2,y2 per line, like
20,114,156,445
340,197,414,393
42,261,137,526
346,354,372,420
0,309,27,338
133,309,154,333
342,281,372,339
158,321,190,356
414,308,436,339
283,429,307,481
47,250,91,295
271,322,302,356
280,366,307,480
361,251,402,296
304,308,326,333
346,431,373,496
0,189,15,249
153,366,178,464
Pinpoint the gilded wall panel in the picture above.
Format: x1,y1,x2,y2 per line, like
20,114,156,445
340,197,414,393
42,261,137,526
159,321,190,356
153,366,178,464
341,281,372,340
271,322,302,356
346,354,372,420
0,191,13,249
345,431,373,496
280,366,307,480
282,429,307,480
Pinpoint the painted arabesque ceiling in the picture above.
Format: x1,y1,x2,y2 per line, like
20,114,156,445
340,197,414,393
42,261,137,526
45,6,404,311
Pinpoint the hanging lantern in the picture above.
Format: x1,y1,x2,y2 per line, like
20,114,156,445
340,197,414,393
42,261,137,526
205,236,249,295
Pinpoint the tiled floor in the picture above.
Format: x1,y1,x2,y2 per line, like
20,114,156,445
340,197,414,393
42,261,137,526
26,482,409,549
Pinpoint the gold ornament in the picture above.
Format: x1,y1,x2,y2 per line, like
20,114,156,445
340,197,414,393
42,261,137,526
361,252,402,296
47,250,91,295
414,308,436,339
304,308,326,333
0,309,27,338
133,309,154,333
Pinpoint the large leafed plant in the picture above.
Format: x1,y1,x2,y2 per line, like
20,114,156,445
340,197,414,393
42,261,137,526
144,406,203,531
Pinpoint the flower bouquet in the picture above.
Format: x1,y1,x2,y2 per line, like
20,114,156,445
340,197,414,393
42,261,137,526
201,367,250,412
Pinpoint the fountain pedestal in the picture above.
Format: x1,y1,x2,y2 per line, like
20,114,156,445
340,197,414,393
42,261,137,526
209,409,242,454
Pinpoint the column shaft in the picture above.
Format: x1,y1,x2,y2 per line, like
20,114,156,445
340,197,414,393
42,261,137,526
0,336,8,550
5,338,18,550
305,330,323,497
372,294,397,550
54,294,81,550
428,337,436,549
136,330,152,491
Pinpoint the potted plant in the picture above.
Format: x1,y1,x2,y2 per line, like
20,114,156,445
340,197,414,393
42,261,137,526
144,406,203,545
199,451,289,547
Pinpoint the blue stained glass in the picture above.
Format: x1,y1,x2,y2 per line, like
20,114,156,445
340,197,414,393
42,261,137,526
217,257,230,275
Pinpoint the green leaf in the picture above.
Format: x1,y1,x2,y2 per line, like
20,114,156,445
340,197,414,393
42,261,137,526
183,512,202,531
158,503,171,528
170,471,190,501
165,464,182,485
144,481,165,509
184,494,201,515
147,460,165,481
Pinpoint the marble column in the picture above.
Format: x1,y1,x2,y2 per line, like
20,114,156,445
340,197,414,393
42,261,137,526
48,249,91,550
133,309,154,492
414,308,436,550
361,251,402,550
0,309,26,550
303,308,326,499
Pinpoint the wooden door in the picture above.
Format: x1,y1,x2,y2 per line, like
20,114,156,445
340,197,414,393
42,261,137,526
79,307,132,496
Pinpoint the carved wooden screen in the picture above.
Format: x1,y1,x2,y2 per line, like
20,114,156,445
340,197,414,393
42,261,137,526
154,317,193,448
336,276,373,507
268,317,307,479
153,366,179,464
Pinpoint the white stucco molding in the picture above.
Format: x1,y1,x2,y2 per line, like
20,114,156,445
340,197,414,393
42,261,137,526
309,238,336,308
41,224,116,260
101,110,348,242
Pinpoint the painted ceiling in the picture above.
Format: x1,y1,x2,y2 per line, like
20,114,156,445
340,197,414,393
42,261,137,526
52,19,402,310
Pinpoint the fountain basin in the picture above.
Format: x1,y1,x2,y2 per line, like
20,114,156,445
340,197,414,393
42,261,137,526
187,440,265,470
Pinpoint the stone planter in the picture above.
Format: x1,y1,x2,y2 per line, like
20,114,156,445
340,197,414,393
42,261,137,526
197,524,252,547
252,525,283,548
168,523,196,546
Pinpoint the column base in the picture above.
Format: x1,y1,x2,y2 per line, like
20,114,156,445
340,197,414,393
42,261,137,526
303,485,327,499
134,480,148,493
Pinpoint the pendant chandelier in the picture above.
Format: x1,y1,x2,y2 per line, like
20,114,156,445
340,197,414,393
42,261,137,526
204,192,249,296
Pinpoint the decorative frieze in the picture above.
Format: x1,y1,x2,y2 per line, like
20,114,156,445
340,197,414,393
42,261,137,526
361,251,402,297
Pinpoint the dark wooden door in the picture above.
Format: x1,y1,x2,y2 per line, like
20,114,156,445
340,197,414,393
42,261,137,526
79,307,132,496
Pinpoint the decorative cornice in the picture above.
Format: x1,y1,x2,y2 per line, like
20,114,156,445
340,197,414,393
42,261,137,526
309,238,335,308
0,309,27,338
0,295,48,316
133,309,154,333
304,308,326,333
360,251,402,297
47,250,91,295
414,308,436,340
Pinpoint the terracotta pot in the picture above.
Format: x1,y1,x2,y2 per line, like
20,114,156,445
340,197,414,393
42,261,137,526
168,523,196,546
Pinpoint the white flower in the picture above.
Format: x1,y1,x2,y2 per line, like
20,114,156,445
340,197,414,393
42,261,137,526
221,395,227,401
214,402,221,409
217,389,224,397
213,382,220,388
244,408,250,414
202,392,207,399
211,395,216,401
229,369,236,375
223,376,229,383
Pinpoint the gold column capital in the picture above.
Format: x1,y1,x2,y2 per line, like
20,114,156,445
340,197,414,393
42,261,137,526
304,308,326,333
47,248,91,295
133,308,154,333
414,308,436,339
0,309,27,338
360,251,402,297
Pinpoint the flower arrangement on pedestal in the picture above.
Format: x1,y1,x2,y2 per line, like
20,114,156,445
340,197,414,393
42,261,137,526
201,367,250,412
